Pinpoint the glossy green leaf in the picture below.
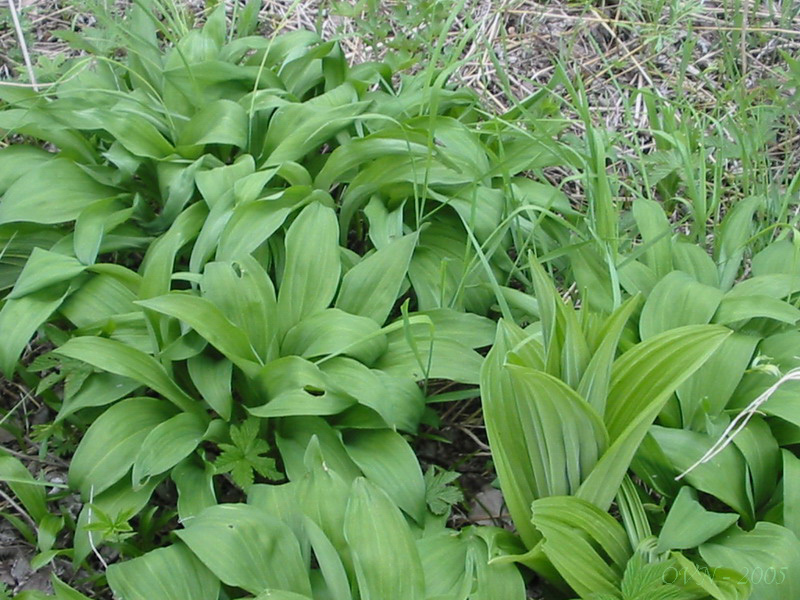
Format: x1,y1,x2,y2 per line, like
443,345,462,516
344,429,427,524
282,308,386,365
69,397,176,498
132,412,207,487
277,202,341,332
0,285,68,377
136,293,262,373
335,231,418,325
651,426,751,520
656,487,738,552
187,353,234,420
7,248,86,299
783,450,800,539
107,543,219,600
715,196,762,290
344,478,425,600
0,454,48,523
714,295,800,326
604,325,731,440
530,495,631,598
632,198,673,278
177,503,312,596
0,159,117,224
172,456,217,521
54,336,199,414
178,99,248,148
639,271,723,339
0,145,54,194
700,522,800,600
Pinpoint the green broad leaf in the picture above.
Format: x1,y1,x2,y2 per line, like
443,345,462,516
344,478,425,600
656,487,738,553
36,513,64,554
730,416,780,509
783,450,800,538
578,326,730,511
236,0,262,36
0,145,54,194
632,198,673,278
0,454,48,523
752,239,800,277
0,158,117,224
715,196,762,291
416,533,470,599
335,231,418,325
293,437,352,563
302,516,353,600
7,248,86,299
102,112,175,159
177,503,312,596
201,257,279,363
74,199,132,265
604,325,731,440
194,155,254,207
282,308,387,365
107,543,219,600
136,293,262,374
343,429,427,524
320,356,425,432
650,426,752,520
362,195,405,250
54,336,199,415
469,529,528,600
725,274,800,300
671,554,751,600
374,324,485,385
416,308,497,349
264,83,369,164
639,271,723,339
504,366,608,498
672,239,720,287
480,320,545,548
132,412,207,487
59,271,140,328
68,397,176,498
0,285,69,377
700,522,800,600
215,194,295,261
676,332,759,429
577,294,641,415
247,388,354,419
249,355,354,419
277,202,341,332
172,456,217,521
187,354,234,420
618,259,658,297
529,254,591,386
139,201,208,301
714,295,800,326
276,417,361,483
530,495,631,598
178,99,248,149
51,574,93,600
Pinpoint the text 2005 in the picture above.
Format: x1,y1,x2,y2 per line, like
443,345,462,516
662,566,788,585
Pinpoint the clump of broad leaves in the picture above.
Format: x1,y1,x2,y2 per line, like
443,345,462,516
480,202,800,599
0,0,568,598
